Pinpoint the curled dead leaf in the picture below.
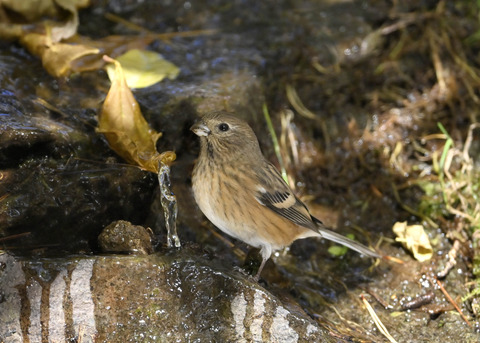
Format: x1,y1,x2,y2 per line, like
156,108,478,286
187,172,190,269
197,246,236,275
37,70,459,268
0,0,97,76
67,35,156,73
393,221,433,262
1,0,60,22
20,32,100,77
0,0,89,41
97,55,175,173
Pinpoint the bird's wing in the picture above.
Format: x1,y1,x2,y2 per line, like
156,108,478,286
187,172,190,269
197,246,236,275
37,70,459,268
254,162,317,231
254,162,381,259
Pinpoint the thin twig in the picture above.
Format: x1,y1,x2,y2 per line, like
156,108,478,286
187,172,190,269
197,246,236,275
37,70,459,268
105,12,155,33
434,277,472,327
360,294,398,343
462,123,480,172
285,84,317,119
0,232,31,242
105,13,218,40
437,240,460,279
364,288,393,310
205,225,246,259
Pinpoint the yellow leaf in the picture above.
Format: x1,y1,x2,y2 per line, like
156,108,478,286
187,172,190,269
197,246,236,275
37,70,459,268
98,55,175,173
105,49,180,89
393,221,433,262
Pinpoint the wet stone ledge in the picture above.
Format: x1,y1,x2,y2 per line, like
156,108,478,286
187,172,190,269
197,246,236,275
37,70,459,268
0,251,334,343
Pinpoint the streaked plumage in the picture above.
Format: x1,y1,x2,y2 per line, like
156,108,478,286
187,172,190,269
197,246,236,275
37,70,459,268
191,111,380,279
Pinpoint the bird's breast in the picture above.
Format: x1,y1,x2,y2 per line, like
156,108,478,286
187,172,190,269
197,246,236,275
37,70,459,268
192,161,262,245
192,160,316,251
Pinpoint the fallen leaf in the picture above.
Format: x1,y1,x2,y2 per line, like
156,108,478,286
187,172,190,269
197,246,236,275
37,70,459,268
49,0,80,42
20,32,100,77
0,23,23,40
97,55,175,173
328,233,355,257
0,0,89,41
68,35,156,73
2,0,98,77
328,245,348,257
1,0,59,22
393,221,433,262
105,49,180,89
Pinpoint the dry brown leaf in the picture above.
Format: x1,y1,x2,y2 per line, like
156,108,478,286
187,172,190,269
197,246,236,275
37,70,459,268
20,32,100,77
1,0,59,22
48,0,79,42
1,0,99,77
67,35,156,73
0,0,89,41
0,23,23,40
98,55,175,173
393,221,433,262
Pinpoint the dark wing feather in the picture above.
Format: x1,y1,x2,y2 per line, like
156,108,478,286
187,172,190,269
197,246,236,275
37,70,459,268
258,192,317,230
255,162,317,231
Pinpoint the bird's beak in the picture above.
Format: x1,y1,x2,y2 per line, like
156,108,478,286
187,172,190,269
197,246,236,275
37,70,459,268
190,121,211,137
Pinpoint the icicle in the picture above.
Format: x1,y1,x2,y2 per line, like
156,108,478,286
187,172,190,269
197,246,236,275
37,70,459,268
158,161,180,247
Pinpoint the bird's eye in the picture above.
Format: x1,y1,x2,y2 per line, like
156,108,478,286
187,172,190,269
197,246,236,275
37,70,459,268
218,123,229,132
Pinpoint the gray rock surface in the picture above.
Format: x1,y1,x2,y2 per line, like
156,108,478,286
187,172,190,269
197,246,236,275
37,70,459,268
0,252,332,342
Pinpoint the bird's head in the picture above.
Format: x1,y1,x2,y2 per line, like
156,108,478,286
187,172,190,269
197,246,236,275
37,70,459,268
191,111,262,162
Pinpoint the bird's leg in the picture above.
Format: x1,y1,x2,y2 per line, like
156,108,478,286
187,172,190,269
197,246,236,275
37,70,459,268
254,245,272,281
253,257,267,281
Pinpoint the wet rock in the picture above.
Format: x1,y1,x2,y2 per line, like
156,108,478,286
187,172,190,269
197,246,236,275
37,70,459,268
0,91,54,152
0,70,157,254
0,251,333,342
0,39,265,256
98,220,154,255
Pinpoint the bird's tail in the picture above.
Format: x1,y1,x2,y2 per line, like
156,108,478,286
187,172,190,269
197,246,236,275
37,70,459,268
313,217,381,259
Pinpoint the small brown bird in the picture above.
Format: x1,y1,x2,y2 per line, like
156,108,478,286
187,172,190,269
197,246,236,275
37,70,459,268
191,111,380,280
